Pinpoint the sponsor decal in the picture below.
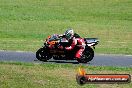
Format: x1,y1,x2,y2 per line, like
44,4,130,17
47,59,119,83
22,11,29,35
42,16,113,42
76,67,131,85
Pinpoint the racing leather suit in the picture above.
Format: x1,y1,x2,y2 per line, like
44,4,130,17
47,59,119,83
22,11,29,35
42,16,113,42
65,37,85,59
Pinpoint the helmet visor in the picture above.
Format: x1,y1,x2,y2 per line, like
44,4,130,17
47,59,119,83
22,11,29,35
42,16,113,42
66,33,72,39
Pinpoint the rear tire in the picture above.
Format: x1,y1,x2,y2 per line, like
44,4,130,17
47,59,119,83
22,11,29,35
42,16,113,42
85,47,94,61
36,48,52,62
77,47,94,63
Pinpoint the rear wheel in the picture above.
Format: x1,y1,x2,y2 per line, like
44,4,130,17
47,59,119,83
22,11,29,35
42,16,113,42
77,47,94,63
36,48,52,61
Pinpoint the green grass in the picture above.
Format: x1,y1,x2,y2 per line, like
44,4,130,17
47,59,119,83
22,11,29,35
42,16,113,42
0,61,132,88
0,0,132,54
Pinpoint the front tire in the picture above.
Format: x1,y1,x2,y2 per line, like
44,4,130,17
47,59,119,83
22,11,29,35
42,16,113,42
36,48,52,61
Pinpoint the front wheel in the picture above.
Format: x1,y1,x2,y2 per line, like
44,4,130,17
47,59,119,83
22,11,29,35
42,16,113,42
36,48,52,62
77,47,94,63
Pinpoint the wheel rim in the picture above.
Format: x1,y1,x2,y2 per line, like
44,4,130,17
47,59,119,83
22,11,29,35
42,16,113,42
39,50,45,58
85,51,92,59
37,49,51,60
80,50,93,62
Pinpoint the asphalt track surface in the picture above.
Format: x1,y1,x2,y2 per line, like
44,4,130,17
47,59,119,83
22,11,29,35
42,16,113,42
0,50,132,67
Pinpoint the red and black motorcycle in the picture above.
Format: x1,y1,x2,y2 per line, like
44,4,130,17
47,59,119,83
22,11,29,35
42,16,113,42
36,33,99,63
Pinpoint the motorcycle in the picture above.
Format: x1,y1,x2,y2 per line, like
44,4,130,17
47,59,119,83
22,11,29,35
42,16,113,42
36,33,99,63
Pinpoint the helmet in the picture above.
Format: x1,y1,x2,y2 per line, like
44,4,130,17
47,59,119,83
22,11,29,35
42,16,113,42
64,28,74,40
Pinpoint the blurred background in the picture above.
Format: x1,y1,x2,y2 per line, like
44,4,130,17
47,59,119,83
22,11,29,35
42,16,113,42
0,0,132,54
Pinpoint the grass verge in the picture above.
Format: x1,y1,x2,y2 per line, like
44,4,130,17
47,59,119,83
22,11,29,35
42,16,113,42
0,61,131,88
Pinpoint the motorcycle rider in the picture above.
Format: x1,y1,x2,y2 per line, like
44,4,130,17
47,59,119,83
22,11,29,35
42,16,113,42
60,28,86,60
